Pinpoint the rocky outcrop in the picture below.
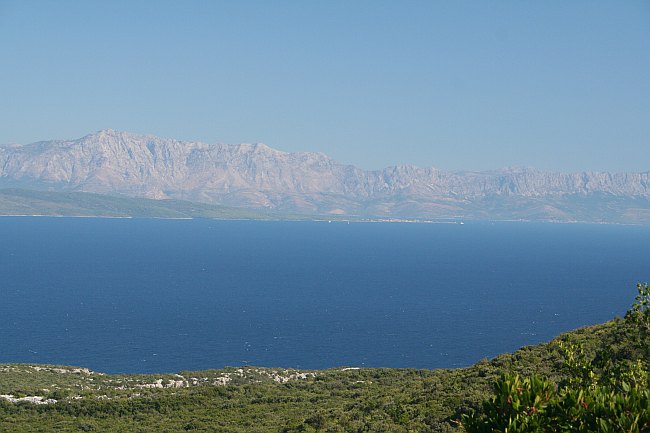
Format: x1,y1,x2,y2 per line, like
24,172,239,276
0,394,57,405
1,129,648,218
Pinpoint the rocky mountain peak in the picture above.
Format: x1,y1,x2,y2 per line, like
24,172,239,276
0,130,648,219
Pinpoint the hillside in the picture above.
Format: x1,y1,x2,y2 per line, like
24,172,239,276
0,188,339,221
2,130,649,223
0,314,642,432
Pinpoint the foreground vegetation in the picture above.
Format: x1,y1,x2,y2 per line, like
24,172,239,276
463,283,650,432
1,285,648,432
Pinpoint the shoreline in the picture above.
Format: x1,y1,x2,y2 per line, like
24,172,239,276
0,213,644,226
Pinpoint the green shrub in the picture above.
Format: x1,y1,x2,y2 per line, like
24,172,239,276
463,284,650,433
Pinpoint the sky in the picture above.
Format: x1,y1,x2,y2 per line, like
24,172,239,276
0,1,648,172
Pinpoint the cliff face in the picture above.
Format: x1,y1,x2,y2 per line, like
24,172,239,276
1,129,649,218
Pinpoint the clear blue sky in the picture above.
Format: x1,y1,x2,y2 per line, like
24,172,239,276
0,1,648,172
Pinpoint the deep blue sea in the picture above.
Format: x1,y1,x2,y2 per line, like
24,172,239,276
0,217,648,374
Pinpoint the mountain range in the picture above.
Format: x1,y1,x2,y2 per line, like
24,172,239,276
1,129,649,223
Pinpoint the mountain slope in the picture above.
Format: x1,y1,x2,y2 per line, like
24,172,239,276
1,130,649,222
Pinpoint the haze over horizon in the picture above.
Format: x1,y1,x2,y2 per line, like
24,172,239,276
1,1,648,173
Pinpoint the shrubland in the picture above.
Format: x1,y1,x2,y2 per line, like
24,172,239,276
0,284,647,432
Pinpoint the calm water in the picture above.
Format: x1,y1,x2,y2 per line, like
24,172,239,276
0,217,648,374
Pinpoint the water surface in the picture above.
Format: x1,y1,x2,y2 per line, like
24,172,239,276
1,218,647,373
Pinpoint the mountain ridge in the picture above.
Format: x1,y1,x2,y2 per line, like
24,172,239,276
1,129,649,222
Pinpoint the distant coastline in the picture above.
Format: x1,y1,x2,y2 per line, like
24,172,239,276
0,211,642,226
2,130,649,225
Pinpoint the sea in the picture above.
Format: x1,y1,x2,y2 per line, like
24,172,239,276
0,217,648,374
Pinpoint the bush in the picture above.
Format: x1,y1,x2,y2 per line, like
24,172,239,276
463,284,650,433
